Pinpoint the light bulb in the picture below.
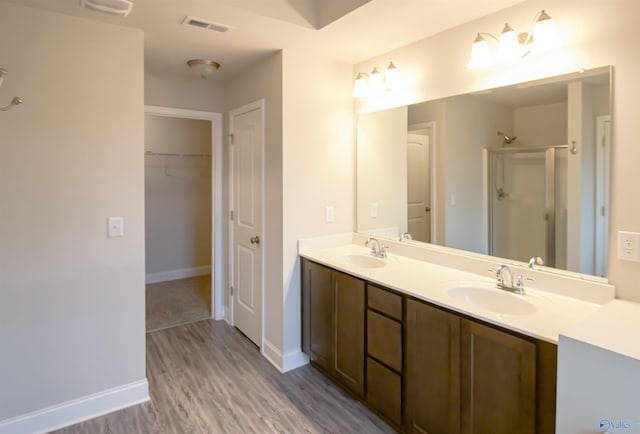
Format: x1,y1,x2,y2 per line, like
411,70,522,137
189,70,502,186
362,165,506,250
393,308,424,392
532,10,558,51
368,67,383,94
467,34,492,69
352,73,369,98
384,62,399,91
498,23,520,61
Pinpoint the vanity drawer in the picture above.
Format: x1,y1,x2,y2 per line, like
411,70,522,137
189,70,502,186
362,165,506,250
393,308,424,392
367,357,402,426
367,310,402,372
367,284,402,320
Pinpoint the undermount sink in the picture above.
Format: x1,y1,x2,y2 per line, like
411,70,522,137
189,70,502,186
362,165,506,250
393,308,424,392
447,284,537,315
335,254,386,269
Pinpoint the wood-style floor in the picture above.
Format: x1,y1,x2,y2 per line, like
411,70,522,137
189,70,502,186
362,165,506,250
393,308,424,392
52,319,394,433
145,275,212,332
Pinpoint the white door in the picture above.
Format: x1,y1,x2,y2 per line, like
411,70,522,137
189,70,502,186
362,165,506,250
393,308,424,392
230,102,263,346
407,133,430,242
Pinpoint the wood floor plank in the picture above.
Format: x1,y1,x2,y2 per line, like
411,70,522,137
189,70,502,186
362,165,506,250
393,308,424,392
51,320,394,434
145,276,211,332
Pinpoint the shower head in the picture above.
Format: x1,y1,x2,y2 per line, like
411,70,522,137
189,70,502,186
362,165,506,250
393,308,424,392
497,131,517,144
0,96,23,111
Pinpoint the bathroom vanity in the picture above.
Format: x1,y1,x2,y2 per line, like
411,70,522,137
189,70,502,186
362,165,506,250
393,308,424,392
299,234,613,434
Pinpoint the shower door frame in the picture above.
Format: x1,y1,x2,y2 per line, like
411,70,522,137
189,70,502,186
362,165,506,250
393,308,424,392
484,145,567,267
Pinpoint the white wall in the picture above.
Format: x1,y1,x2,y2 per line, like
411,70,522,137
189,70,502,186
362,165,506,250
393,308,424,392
443,95,511,253
0,2,146,428
281,50,354,368
145,70,224,112
357,106,408,235
513,102,567,147
224,50,353,371
354,0,640,302
144,116,212,279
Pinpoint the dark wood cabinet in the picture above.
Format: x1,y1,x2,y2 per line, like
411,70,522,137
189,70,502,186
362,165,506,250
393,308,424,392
302,260,333,372
334,271,365,395
301,258,365,396
366,285,404,427
460,319,536,434
406,299,461,434
301,259,556,434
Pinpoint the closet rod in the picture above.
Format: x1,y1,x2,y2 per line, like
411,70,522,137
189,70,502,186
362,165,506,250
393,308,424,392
145,151,211,157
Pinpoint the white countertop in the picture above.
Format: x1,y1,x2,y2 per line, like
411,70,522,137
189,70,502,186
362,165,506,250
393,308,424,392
300,239,610,344
561,299,640,360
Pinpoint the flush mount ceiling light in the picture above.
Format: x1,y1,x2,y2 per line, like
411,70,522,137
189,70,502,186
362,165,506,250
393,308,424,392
352,62,399,98
467,9,559,69
80,0,134,17
187,59,221,79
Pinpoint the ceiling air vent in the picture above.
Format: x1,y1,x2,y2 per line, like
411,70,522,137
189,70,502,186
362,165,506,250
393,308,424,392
80,0,133,17
181,16,233,33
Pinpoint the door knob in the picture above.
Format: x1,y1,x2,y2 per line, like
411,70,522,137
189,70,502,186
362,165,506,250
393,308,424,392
425,207,431,212
250,235,260,245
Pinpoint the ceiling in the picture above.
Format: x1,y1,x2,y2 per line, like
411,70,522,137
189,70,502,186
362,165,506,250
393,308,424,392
4,0,526,82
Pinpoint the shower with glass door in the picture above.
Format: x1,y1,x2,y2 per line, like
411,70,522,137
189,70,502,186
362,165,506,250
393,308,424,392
485,145,568,268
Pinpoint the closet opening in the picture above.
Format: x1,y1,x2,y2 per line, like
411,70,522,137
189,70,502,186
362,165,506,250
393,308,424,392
143,106,224,332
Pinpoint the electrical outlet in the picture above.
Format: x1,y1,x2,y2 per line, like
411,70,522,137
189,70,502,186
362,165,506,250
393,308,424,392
618,231,640,261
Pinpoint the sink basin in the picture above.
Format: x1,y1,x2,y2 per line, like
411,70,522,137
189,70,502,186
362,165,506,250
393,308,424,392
335,254,386,269
447,284,537,315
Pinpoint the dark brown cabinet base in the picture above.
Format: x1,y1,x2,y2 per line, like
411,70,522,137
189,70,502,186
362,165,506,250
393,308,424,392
301,259,365,396
301,258,557,434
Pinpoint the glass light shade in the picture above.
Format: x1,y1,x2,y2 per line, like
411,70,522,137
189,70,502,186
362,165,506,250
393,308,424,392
187,59,221,79
368,67,383,94
467,34,492,69
498,23,520,61
532,10,558,51
352,73,368,98
384,62,399,91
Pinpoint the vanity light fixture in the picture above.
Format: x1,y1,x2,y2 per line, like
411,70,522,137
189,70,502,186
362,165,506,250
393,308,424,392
467,9,558,69
352,62,399,98
187,59,221,78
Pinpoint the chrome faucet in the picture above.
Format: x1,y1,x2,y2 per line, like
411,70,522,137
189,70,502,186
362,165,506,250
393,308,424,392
365,237,387,258
399,232,413,242
494,265,526,294
529,256,544,268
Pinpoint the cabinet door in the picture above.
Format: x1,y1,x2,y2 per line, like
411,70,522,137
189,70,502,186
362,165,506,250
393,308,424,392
406,299,461,434
301,259,333,373
333,271,365,396
461,320,536,434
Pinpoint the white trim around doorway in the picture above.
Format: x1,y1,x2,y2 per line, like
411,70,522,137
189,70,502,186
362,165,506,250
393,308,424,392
144,105,225,321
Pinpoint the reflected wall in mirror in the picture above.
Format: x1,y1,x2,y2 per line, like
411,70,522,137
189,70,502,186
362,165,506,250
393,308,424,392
356,66,612,278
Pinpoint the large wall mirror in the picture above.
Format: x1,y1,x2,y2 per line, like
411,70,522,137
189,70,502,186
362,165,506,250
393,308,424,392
357,66,612,278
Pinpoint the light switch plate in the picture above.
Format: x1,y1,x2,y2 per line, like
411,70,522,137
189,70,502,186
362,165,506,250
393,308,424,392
325,206,335,223
370,202,378,218
107,217,124,238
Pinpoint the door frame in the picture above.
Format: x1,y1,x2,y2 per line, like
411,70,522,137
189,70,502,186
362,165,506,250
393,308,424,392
227,99,265,349
595,115,611,277
144,105,225,320
408,122,436,244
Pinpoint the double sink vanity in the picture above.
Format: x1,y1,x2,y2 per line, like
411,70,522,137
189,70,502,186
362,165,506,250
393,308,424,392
299,233,614,433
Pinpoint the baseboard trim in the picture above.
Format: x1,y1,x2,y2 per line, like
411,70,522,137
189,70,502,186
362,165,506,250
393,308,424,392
145,265,211,284
0,379,149,434
262,339,309,373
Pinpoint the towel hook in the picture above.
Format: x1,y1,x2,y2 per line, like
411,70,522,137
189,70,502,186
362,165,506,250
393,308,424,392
0,68,23,112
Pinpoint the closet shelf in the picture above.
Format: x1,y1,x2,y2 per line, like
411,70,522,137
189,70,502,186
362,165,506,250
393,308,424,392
145,151,211,157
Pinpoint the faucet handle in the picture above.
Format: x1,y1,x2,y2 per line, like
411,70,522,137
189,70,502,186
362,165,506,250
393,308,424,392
515,275,533,293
